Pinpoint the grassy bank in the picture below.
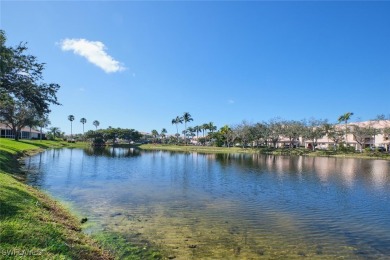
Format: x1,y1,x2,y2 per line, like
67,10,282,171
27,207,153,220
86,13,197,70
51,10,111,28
0,139,162,259
0,139,111,259
138,144,390,160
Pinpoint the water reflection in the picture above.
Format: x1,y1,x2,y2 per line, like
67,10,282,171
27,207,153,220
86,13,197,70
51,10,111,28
83,147,141,157
24,149,390,258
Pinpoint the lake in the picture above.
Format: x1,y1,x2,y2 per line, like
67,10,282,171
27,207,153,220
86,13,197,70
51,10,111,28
24,148,390,259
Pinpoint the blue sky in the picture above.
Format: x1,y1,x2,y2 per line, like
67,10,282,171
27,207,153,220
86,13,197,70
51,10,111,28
2,1,390,135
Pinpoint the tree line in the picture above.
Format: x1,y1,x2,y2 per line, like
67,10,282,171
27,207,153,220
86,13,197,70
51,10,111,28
148,112,390,151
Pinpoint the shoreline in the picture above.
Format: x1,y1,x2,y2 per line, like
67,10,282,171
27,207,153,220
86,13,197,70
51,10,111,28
0,139,112,259
137,144,390,161
0,139,162,259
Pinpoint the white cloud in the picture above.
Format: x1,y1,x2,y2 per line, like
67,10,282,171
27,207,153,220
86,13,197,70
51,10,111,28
228,99,235,104
59,38,125,73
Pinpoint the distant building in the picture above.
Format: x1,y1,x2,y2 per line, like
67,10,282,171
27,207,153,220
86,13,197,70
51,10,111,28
303,120,390,151
0,123,46,139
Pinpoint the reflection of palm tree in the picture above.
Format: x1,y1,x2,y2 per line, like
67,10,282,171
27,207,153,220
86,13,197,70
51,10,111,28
68,115,75,137
171,116,183,144
93,120,100,130
338,112,353,143
80,118,87,135
182,112,193,145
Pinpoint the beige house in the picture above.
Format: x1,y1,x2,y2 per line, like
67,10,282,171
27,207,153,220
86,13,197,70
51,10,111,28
303,120,390,151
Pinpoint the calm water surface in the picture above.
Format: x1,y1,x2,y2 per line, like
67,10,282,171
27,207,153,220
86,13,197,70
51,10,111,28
25,148,390,259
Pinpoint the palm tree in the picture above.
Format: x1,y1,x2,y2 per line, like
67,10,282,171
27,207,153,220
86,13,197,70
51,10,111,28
80,118,87,135
208,122,217,133
322,122,333,149
38,116,51,141
160,128,167,144
193,125,201,142
68,115,75,138
93,120,100,130
182,112,193,145
49,127,61,140
171,116,183,144
202,123,209,138
338,112,354,143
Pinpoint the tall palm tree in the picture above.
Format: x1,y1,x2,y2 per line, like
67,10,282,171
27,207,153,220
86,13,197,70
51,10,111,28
202,123,209,138
80,118,87,135
194,125,201,140
182,112,193,145
93,120,100,130
171,116,183,144
338,112,354,143
68,115,75,138
208,122,217,133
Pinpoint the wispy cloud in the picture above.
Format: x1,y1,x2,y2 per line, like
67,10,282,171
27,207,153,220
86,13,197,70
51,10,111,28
59,38,125,73
228,99,235,104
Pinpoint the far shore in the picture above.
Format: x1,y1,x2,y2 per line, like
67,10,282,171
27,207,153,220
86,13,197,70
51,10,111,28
135,143,390,161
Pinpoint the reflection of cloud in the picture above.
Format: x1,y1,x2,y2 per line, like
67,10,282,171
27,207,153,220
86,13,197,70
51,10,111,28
59,38,125,73
228,99,235,104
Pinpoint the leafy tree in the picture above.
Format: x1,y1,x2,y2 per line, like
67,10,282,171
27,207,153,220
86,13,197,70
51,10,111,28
151,129,159,143
281,120,304,148
80,117,87,135
302,119,327,151
268,118,283,148
338,112,354,143
233,121,252,148
119,128,141,144
350,125,373,152
0,30,60,140
0,100,36,140
93,120,100,130
68,115,75,137
328,127,344,150
220,125,235,147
